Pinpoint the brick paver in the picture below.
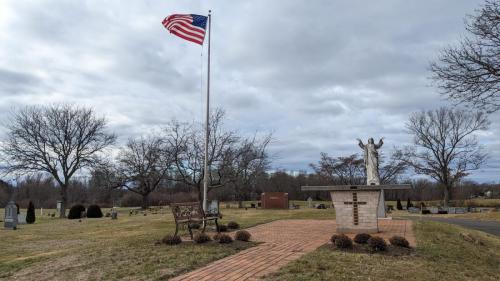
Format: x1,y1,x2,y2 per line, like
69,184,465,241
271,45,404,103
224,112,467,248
170,219,415,281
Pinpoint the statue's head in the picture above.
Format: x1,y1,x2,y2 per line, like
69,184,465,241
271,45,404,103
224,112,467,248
368,138,374,144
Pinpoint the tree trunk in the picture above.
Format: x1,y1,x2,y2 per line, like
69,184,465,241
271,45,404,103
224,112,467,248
197,186,203,203
141,193,149,209
59,184,68,218
443,185,451,207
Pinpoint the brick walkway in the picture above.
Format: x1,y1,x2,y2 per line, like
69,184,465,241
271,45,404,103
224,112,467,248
170,219,415,281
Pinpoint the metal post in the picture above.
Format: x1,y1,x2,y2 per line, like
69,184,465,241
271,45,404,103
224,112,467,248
202,10,212,212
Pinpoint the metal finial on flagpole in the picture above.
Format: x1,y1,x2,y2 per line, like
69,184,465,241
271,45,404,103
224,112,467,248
202,10,212,212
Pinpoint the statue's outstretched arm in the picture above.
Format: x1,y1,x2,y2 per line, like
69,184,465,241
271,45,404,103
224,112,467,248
375,137,384,149
356,138,364,149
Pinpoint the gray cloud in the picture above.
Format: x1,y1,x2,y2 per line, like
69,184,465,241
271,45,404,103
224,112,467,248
0,0,497,182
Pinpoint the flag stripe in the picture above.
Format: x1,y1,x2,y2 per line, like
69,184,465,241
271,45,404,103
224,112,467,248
166,21,205,37
170,24,205,40
162,14,207,45
170,29,204,45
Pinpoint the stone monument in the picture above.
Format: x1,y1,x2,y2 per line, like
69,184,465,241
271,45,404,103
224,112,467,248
357,137,387,217
302,138,410,234
4,201,18,229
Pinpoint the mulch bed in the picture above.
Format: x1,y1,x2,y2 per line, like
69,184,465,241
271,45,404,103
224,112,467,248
326,243,415,256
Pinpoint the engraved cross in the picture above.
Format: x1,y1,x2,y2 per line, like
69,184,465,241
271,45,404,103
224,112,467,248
344,192,367,225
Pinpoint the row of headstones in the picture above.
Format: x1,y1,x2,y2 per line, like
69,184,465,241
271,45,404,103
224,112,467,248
407,206,468,214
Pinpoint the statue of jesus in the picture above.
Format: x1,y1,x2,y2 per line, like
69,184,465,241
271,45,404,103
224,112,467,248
356,137,384,185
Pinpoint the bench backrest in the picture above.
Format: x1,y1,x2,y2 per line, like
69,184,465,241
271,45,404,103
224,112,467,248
171,202,205,221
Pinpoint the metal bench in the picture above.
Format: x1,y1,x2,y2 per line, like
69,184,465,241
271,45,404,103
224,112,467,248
171,201,222,239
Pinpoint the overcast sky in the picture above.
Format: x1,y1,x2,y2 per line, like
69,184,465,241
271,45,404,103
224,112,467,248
0,0,498,182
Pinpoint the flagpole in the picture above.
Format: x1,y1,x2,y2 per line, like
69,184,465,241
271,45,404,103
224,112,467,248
203,10,211,212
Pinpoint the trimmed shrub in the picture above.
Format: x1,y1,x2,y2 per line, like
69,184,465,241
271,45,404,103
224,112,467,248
334,234,353,249
218,234,233,244
87,205,103,218
218,224,228,232
68,204,86,219
227,221,240,229
193,233,211,243
162,234,182,245
330,234,342,244
368,237,387,251
406,198,413,209
389,236,410,248
396,199,403,210
353,233,371,244
235,230,251,242
26,201,36,224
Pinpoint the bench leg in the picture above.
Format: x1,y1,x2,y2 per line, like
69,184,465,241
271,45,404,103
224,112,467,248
215,219,220,233
202,220,207,233
188,224,193,240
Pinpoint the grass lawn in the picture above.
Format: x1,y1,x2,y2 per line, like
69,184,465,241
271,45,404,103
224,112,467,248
0,206,335,281
264,220,500,281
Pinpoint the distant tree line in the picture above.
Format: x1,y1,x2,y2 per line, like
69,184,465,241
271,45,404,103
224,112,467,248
1,170,499,210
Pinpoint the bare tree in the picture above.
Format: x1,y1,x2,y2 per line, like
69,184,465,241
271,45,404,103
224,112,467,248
430,0,500,112
395,107,490,206
225,134,271,207
164,109,239,201
379,153,409,184
311,151,408,186
116,136,173,209
311,153,365,185
1,105,116,217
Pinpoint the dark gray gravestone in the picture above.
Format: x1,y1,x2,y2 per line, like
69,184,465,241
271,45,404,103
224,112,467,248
4,201,18,229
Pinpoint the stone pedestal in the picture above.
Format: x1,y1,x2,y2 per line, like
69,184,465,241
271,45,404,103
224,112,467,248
331,190,380,233
302,184,411,234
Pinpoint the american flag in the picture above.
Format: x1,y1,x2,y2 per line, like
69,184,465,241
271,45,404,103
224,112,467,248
162,14,208,45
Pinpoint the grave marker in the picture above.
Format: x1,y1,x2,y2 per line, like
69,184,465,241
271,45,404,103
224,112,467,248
4,201,18,229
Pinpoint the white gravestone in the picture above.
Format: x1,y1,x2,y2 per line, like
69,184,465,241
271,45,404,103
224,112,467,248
56,200,62,217
307,197,313,208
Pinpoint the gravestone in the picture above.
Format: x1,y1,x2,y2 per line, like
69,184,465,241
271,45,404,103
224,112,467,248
408,207,420,214
4,201,18,229
261,192,288,209
111,208,118,220
18,212,27,224
428,207,439,214
56,200,63,217
307,197,313,208
207,200,219,215
455,208,466,214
